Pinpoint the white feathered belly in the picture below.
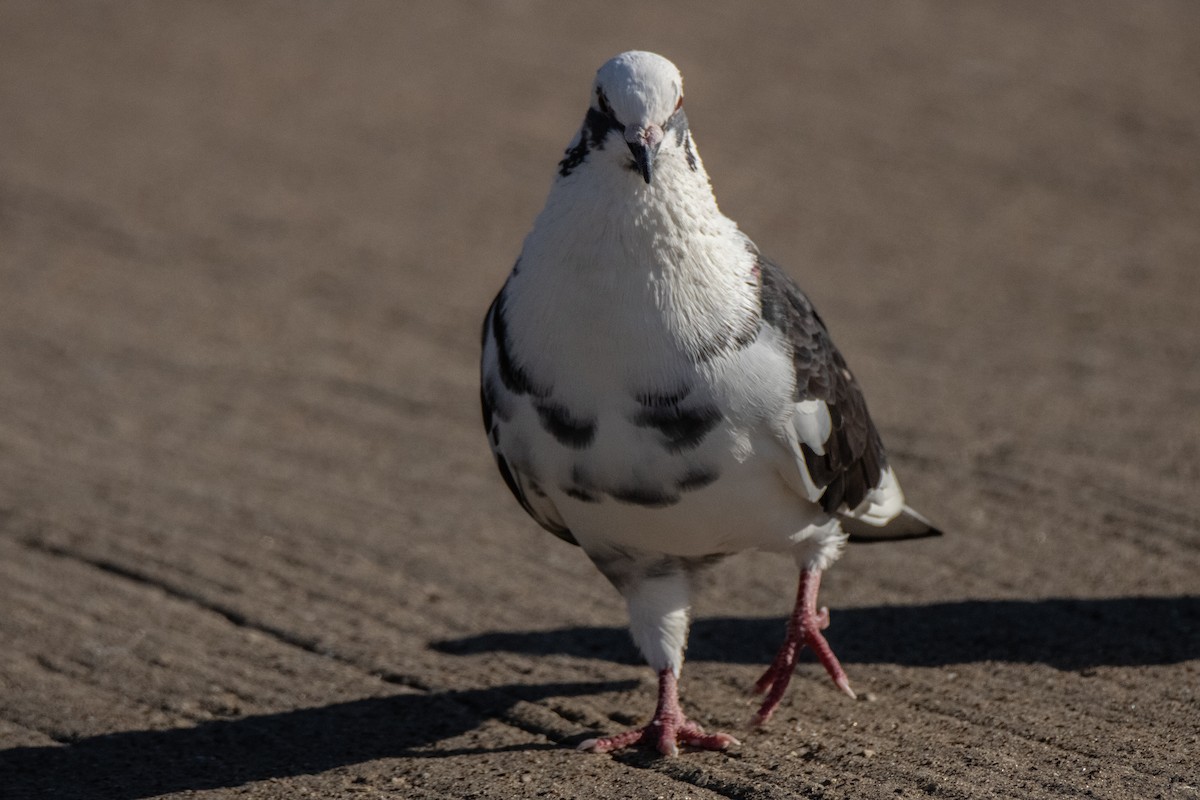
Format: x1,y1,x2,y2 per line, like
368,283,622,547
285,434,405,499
497,382,832,559
557,434,830,557
490,299,839,557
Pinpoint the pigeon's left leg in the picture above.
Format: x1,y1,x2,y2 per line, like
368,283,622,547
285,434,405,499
751,568,855,727
577,568,739,756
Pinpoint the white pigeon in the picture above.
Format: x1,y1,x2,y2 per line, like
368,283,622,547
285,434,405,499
480,51,939,756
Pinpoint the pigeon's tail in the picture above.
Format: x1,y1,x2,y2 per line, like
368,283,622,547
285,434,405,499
841,505,943,543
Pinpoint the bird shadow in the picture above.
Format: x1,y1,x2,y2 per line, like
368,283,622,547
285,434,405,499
5,599,1194,798
0,680,634,800
433,597,1200,670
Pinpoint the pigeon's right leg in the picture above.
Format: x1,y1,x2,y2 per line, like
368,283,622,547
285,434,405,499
578,667,738,756
577,563,738,756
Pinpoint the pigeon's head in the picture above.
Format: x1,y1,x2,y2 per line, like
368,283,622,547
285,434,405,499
591,51,685,185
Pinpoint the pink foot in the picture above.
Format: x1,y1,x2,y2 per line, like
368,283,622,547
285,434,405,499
751,569,855,727
578,669,740,757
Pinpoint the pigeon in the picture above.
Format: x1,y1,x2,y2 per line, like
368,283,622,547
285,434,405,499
480,51,940,756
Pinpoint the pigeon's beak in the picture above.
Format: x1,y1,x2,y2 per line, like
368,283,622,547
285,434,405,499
625,124,663,184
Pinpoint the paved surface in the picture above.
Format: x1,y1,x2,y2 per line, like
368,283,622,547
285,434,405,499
1,3,1198,798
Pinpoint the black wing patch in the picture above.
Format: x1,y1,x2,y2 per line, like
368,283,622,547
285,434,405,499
482,293,577,546
758,256,887,514
488,288,551,398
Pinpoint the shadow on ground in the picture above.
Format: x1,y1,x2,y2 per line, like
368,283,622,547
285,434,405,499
0,681,634,800
434,597,1200,669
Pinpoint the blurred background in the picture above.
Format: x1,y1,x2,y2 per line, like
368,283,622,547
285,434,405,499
1,3,1197,798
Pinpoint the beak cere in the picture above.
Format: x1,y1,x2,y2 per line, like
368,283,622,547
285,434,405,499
626,124,664,184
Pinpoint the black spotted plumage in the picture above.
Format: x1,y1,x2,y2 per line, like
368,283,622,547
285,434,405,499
558,106,623,178
488,447,576,545
487,288,550,398
480,376,511,424
481,292,576,546
535,401,596,449
676,467,718,492
635,386,691,408
558,136,590,179
610,484,680,508
563,485,601,503
757,255,887,514
560,101,695,180
631,403,723,454
560,465,602,503
664,109,697,172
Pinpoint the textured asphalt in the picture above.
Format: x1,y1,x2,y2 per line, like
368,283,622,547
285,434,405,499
1,3,1198,798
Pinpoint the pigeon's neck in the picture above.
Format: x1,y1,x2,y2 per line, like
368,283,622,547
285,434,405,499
510,134,761,368
522,133,754,289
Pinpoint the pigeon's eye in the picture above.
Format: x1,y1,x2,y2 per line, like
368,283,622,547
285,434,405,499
674,96,683,112
597,90,614,118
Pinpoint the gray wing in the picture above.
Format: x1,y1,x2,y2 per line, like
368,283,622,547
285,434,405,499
757,255,940,541
758,256,888,516
480,287,578,546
